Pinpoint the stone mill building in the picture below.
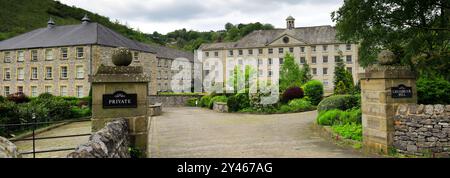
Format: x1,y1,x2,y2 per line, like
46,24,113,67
0,15,194,98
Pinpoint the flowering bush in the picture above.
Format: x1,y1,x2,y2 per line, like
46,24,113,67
281,87,304,103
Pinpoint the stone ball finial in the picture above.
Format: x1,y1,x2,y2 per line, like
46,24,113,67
112,47,133,66
377,50,397,65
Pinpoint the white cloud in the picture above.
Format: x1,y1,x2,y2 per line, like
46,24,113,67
59,0,343,34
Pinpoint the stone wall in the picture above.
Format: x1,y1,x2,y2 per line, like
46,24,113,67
213,102,228,113
0,136,20,158
67,119,130,158
149,95,203,107
394,104,450,157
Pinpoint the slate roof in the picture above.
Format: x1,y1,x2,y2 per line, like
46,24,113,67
199,25,340,50
0,22,155,53
147,44,194,62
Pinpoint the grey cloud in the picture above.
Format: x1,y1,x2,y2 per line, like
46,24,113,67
109,0,339,22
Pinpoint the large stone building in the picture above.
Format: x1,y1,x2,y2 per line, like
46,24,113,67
0,16,193,98
199,16,363,93
148,44,194,93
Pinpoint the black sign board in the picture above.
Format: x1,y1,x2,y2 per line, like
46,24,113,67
391,84,413,98
103,91,137,109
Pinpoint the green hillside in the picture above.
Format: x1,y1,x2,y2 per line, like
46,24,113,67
0,0,274,51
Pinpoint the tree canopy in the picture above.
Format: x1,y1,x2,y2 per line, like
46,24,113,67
280,53,302,92
332,0,450,80
0,0,275,52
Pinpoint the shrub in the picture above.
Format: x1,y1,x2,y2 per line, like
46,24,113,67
227,95,239,112
317,110,342,126
38,93,54,100
417,75,450,104
7,92,30,104
332,123,363,141
0,96,5,103
281,87,304,103
278,105,293,113
317,108,362,126
209,95,228,109
288,98,314,112
186,98,199,107
303,80,324,105
70,107,92,118
227,93,250,112
199,95,212,108
317,95,359,112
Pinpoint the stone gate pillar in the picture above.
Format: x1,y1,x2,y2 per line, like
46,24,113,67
359,51,417,154
90,53,151,156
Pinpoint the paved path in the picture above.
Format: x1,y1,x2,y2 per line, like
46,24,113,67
149,107,368,158
14,121,91,158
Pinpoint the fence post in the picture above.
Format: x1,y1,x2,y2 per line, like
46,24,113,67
32,113,36,158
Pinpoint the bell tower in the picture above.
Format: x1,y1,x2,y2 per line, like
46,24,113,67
286,16,295,30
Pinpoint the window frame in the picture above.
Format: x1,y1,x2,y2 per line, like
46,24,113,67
31,67,38,80
4,86,10,96
44,85,53,94
17,51,25,62
45,66,53,80
76,85,84,98
60,48,68,60
323,56,328,63
76,65,84,79
30,86,38,97
60,66,68,79
45,49,54,61
311,56,317,64
3,68,11,80
300,57,306,64
312,68,317,75
133,52,139,61
17,86,24,93
4,51,11,63
17,67,24,80
76,47,84,59
31,50,38,61
60,85,68,97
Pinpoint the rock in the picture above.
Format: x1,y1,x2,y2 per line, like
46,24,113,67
0,136,20,158
67,119,130,158
427,137,438,142
425,105,434,115
377,50,398,65
417,105,425,114
407,145,418,152
446,105,450,112
397,104,408,115
434,105,445,115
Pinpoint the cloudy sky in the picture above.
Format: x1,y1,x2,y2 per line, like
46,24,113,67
59,0,343,34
